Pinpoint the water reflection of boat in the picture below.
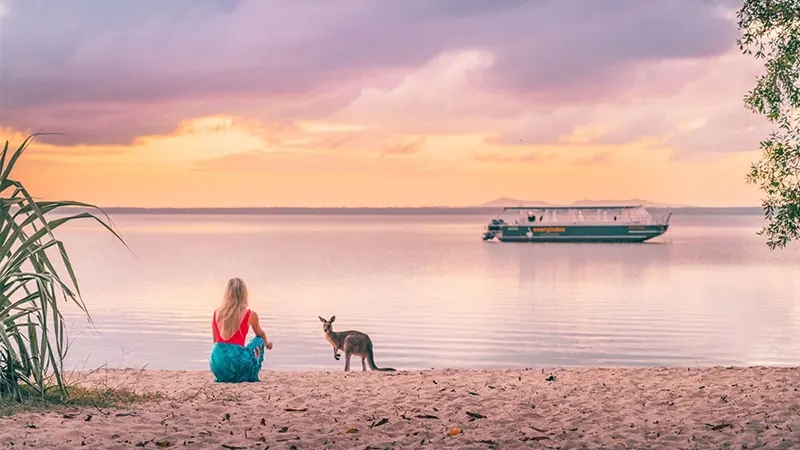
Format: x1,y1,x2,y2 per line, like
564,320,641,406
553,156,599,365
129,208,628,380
482,205,671,243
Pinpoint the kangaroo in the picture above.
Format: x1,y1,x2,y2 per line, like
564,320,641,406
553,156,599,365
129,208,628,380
318,316,396,372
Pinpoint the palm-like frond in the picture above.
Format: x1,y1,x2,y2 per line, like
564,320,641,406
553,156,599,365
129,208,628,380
0,133,126,401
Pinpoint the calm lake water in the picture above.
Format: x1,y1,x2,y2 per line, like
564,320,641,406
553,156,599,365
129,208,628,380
56,213,800,371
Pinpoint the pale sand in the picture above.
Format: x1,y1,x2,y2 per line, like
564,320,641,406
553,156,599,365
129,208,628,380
1,367,799,449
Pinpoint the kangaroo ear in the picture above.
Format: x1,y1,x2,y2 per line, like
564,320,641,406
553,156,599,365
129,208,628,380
329,315,336,323
318,316,326,323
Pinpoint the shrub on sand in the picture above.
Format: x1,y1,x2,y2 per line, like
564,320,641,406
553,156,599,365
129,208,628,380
0,133,126,402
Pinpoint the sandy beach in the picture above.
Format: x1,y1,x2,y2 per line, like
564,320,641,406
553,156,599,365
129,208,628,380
1,367,798,449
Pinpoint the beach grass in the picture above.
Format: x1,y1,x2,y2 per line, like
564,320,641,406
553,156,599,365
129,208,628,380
0,366,163,416
0,383,161,416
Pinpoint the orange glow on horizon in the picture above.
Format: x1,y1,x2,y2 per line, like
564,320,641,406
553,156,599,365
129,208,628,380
10,113,762,208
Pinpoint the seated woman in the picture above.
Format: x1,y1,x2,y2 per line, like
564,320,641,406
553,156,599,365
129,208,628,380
210,277,273,382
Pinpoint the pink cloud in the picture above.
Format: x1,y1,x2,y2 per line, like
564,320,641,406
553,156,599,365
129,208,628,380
574,152,613,166
472,151,557,164
1,0,739,146
383,138,425,156
191,148,448,177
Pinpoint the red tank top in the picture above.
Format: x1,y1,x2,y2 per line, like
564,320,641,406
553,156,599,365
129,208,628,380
213,309,251,346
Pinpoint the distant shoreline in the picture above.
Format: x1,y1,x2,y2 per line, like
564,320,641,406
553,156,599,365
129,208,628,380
68,206,764,216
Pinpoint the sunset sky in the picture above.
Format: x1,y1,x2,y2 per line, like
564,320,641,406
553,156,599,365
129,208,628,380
0,0,770,207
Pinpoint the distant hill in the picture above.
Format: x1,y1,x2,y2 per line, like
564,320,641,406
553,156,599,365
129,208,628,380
570,199,691,208
478,198,690,208
478,197,554,208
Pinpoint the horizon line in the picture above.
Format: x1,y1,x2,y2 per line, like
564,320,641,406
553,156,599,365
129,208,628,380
60,205,764,212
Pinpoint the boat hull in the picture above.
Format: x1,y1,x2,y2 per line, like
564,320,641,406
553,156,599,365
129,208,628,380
487,224,668,243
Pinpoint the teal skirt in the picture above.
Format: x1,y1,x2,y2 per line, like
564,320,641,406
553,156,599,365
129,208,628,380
209,336,264,383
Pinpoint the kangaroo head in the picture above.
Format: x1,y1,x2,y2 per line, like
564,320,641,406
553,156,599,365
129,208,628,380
318,315,336,333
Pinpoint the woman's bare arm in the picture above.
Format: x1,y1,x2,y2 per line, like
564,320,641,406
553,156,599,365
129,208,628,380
250,311,273,350
211,310,217,342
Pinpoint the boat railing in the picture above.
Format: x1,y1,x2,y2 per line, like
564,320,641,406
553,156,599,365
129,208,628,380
492,208,673,226
647,211,672,226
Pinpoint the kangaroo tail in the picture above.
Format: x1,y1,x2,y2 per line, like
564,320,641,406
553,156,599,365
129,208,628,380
367,343,396,372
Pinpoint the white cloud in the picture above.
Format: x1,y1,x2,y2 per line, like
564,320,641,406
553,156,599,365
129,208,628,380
335,50,527,134
491,50,772,155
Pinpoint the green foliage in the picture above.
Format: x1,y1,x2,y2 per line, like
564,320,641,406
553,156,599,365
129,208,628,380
738,0,800,248
0,133,125,401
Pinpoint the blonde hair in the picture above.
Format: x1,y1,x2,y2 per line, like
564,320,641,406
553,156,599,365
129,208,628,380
218,277,249,338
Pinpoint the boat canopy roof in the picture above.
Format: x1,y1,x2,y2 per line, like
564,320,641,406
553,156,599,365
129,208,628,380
502,205,643,211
